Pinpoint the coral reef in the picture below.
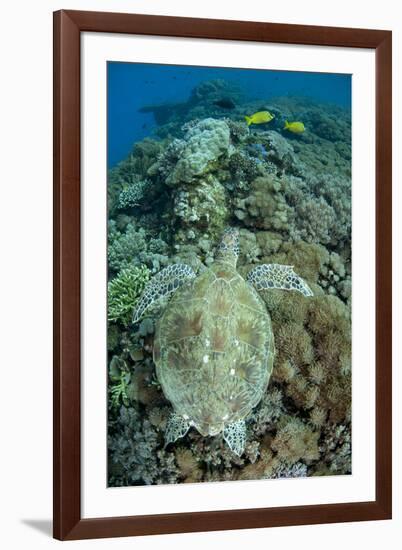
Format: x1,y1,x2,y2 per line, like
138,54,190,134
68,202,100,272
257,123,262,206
108,221,169,274
107,78,352,486
117,179,151,210
139,79,243,132
172,174,229,244
108,265,150,325
165,118,231,185
108,405,179,485
147,118,233,245
234,175,290,231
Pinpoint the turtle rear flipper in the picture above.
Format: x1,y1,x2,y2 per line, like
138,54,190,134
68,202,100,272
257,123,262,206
247,264,313,297
132,264,196,323
165,413,190,447
223,420,246,456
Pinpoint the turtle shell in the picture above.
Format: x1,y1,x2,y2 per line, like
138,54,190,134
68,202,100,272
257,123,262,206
153,262,275,437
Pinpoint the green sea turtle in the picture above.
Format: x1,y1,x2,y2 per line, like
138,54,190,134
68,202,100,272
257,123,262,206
133,228,313,456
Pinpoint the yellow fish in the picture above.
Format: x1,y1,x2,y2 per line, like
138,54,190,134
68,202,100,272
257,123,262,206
244,111,275,126
284,120,305,133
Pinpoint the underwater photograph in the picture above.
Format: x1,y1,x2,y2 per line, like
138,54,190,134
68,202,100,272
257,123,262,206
107,62,352,487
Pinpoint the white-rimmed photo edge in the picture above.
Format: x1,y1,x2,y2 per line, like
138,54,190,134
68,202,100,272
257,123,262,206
81,31,376,519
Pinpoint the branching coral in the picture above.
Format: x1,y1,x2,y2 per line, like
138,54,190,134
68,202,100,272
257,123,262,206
249,387,285,437
108,265,150,325
108,405,180,485
284,173,351,246
109,356,131,409
225,118,249,143
238,229,261,264
271,417,319,465
108,139,163,213
175,448,203,483
228,150,263,183
294,195,338,245
108,221,169,273
118,179,151,209
319,251,351,303
148,138,186,179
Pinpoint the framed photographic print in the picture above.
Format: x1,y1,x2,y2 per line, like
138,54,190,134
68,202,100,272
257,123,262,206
53,10,392,540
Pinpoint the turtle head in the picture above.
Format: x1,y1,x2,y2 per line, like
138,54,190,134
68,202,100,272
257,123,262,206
215,227,239,267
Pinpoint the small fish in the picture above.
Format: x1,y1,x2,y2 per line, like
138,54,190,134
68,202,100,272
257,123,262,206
213,97,236,109
284,120,305,133
244,111,275,126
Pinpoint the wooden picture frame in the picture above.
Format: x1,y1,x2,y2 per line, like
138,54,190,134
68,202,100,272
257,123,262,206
53,9,392,540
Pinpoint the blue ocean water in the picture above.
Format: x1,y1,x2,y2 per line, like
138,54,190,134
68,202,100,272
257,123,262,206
108,62,351,168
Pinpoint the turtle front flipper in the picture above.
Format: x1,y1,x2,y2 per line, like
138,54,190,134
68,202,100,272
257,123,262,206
223,420,246,456
165,413,190,447
132,263,196,323
247,264,313,297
